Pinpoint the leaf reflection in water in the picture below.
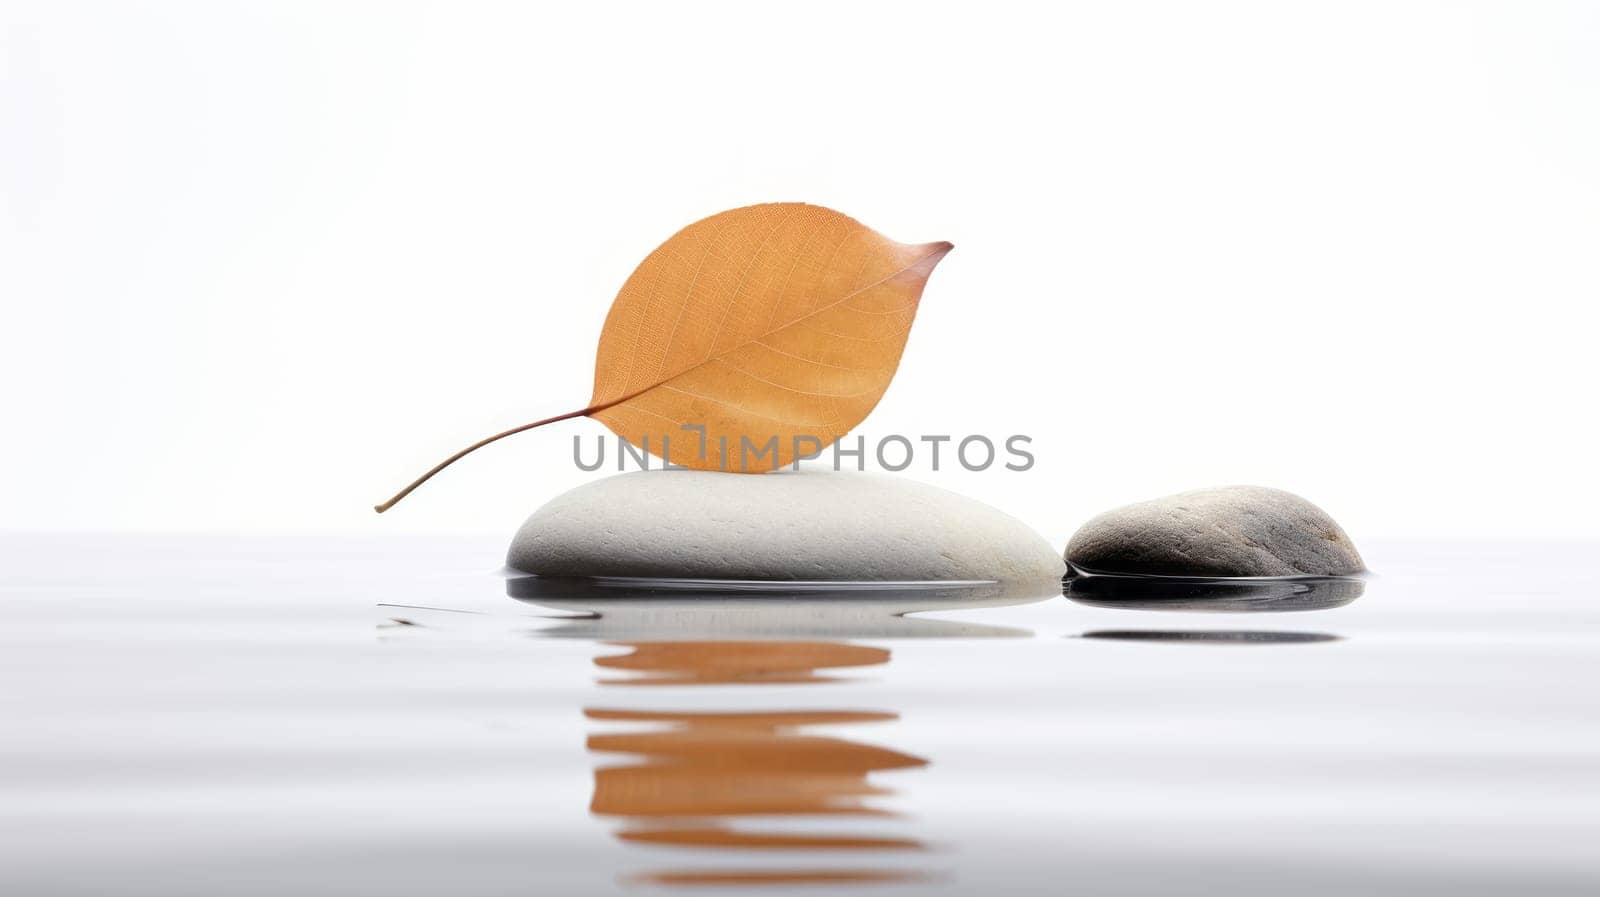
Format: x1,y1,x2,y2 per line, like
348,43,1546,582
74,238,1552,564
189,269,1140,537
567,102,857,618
588,707,925,824
584,638,934,887
512,578,1058,887
594,642,889,686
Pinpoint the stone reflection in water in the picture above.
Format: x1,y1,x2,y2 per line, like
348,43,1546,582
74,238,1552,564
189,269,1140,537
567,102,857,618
507,576,1056,888
588,640,930,888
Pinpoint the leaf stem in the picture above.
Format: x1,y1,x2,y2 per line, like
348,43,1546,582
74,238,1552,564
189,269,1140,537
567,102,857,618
373,406,596,513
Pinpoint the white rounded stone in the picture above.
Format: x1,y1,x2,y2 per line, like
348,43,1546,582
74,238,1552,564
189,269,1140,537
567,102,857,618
508,469,1065,585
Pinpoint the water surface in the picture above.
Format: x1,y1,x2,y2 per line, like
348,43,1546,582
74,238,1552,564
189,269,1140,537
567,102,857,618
4,535,1598,895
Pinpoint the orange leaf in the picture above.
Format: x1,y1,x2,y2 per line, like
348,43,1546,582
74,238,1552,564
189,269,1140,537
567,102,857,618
375,203,949,511
592,202,950,471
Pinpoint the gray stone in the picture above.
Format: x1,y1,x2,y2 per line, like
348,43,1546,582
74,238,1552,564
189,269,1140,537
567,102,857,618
508,469,1065,585
1065,486,1364,577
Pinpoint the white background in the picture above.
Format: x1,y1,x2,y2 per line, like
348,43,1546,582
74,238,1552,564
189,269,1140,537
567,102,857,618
3,1,1597,546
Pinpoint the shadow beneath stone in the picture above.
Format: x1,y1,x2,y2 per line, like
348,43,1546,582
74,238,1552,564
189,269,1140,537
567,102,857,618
1081,629,1341,645
508,575,1056,640
1064,571,1365,614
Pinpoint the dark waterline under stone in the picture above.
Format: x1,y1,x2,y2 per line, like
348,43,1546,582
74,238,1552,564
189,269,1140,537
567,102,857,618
508,574,1060,640
1081,630,1342,645
1065,570,1365,613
